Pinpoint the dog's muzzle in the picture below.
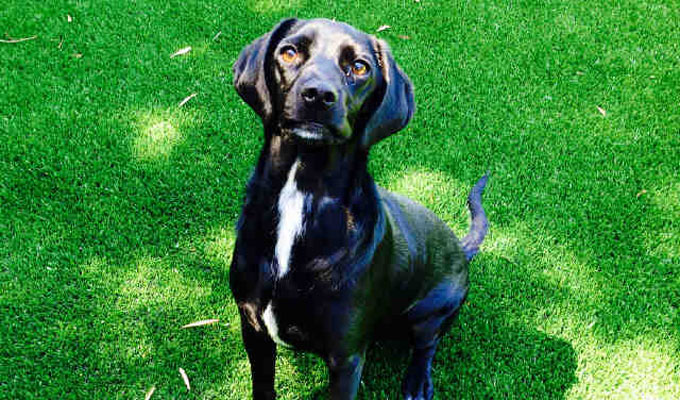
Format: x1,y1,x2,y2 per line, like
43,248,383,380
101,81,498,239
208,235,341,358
281,120,345,145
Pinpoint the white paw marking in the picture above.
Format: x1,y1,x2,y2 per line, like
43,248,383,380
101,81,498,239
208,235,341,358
275,159,306,278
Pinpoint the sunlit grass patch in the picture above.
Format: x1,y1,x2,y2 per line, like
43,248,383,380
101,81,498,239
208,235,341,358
384,168,468,227
131,108,203,163
81,254,212,311
569,336,680,400
248,0,303,14
202,226,236,267
133,112,182,162
78,253,240,396
648,182,680,258
117,255,211,310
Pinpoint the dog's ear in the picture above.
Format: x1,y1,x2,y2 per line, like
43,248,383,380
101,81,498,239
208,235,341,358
233,18,298,121
360,39,415,148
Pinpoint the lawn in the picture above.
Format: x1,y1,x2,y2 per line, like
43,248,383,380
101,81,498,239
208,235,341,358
1,0,678,398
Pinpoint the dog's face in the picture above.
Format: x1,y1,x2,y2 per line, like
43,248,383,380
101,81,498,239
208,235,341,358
275,21,379,143
233,18,414,148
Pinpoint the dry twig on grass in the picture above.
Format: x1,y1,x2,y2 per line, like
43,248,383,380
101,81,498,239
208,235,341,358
178,93,198,108
0,35,37,44
170,46,191,58
181,318,219,328
144,386,156,400
179,368,191,391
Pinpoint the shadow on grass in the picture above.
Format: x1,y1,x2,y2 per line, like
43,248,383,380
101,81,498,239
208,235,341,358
359,319,577,399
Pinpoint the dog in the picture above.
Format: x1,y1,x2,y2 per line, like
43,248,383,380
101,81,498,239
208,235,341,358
229,18,488,400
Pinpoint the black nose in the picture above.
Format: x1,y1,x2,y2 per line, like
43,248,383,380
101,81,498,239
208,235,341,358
300,83,337,109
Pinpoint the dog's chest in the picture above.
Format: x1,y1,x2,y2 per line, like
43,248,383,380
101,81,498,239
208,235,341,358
274,159,306,278
262,300,293,347
260,294,315,349
260,161,334,348
272,159,350,278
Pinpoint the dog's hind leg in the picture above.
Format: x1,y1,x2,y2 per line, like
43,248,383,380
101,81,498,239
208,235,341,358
401,282,466,400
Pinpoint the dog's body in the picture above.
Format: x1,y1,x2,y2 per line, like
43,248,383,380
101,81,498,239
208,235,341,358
230,18,488,400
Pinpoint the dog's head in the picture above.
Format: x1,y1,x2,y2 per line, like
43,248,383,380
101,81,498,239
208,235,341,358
233,18,414,148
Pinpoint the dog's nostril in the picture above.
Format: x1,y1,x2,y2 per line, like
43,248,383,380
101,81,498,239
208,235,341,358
301,87,318,103
321,91,336,106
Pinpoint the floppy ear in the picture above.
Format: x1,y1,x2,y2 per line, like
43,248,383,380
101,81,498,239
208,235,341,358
233,18,298,121
360,39,415,148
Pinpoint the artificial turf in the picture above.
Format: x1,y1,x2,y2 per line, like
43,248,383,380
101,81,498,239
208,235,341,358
1,0,678,398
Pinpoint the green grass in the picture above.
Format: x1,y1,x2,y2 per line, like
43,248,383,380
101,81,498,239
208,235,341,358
1,0,678,398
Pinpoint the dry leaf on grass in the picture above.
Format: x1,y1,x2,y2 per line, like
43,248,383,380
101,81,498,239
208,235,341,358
0,35,37,44
636,189,647,198
376,25,391,32
144,386,156,400
181,318,219,328
170,46,192,58
67,14,73,23
597,106,606,116
179,368,191,391
213,31,222,41
398,35,411,40
178,93,197,107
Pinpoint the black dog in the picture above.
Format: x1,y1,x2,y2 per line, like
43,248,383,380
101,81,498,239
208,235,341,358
230,18,488,400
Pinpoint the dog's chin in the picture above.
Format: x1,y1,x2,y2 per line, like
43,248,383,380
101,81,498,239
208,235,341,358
282,122,345,145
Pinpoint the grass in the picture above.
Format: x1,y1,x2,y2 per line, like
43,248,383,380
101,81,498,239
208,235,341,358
1,0,678,398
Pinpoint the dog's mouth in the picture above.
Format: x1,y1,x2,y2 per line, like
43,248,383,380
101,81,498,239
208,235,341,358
280,120,345,145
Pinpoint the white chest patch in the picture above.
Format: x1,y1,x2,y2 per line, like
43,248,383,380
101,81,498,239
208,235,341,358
275,159,307,278
262,302,292,348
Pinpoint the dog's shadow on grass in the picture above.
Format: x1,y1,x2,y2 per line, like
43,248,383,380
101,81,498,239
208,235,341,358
365,323,576,399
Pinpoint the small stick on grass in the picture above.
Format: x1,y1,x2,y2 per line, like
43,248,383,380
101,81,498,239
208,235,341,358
170,46,191,58
0,35,37,44
181,318,219,328
178,93,197,108
179,368,191,391
144,386,156,400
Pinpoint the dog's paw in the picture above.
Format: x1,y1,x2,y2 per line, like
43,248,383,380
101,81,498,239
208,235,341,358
401,369,434,400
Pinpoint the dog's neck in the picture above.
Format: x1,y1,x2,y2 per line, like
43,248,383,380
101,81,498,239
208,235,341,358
257,132,369,200
241,127,386,283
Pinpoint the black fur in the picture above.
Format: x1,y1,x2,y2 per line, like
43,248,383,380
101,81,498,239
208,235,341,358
230,18,488,400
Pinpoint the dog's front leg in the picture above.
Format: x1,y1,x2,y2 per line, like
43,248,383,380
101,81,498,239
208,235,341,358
239,310,277,400
327,353,365,400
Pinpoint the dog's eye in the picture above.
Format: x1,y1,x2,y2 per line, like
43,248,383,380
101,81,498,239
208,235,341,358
351,61,369,76
280,46,298,63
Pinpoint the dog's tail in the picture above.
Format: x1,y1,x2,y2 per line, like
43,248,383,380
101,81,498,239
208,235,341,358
461,173,489,261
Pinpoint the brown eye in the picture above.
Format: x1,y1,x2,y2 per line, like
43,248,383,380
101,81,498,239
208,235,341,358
351,60,369,76
281,46,297,63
